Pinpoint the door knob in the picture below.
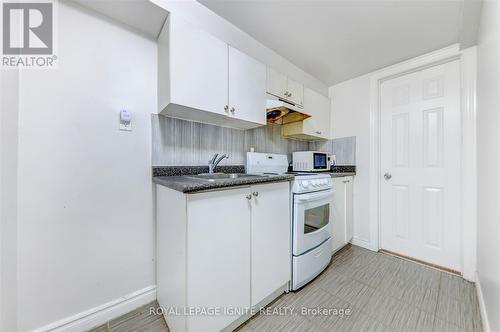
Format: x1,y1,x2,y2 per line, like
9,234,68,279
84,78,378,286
224,105,229,113
230,107,235,114
252,191,259,197
384,173,392,180
245,194,252,200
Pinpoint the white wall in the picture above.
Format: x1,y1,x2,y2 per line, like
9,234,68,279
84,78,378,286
329,76,372,246
151,0,328,97
476,1,500,330
0,69,20,332
15,2,156,330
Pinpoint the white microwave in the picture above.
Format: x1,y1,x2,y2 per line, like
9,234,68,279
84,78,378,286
292,151,331,172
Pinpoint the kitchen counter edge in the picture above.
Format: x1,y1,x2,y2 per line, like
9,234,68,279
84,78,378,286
153,174,295,193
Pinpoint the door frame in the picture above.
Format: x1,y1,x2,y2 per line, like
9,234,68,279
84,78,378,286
368,44,477,281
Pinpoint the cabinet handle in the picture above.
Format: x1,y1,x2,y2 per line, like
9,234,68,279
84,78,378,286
224,105,229,113
315,131,322,135
289,92,292,97
245,194,252,200
342,180,350,183
252,191,259,197
230,107,235,114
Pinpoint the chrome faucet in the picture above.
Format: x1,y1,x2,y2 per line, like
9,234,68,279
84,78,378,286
208,153,229,173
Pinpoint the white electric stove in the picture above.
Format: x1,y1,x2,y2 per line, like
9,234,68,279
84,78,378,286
246,152,333,291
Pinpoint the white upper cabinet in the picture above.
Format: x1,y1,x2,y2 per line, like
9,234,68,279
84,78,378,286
158,15,227,117
228,46,266,125
158,14,266,129
282,88,331,140
266,67,288,99
302,88,331,139
266,67,304,106
286,77,304,105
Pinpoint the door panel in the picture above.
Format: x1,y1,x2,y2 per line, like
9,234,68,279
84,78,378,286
345,177,354,243
331,178,346,253
228,46,266,125
266,67,287,99
380,60,461,271
303,88,331,139
170,15,228,116
250,182,290,306
187,188,251,331
286,78,304,105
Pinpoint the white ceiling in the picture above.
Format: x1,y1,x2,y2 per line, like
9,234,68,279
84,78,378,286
198,0,480,86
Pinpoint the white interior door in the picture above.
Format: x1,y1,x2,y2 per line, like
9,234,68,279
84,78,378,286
380,60,461,271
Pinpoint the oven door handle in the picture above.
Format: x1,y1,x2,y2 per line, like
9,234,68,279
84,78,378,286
295,189,333,202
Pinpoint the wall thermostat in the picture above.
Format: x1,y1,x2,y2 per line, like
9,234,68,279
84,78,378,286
119,109,132,131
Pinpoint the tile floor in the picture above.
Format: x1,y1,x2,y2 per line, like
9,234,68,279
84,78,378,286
89,245,482,332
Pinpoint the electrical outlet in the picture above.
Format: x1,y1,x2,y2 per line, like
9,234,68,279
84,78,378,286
120,122,132,131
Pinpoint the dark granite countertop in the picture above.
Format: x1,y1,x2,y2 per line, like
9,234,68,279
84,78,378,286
153,173,294,193
330,172,356,178
152,165,354,193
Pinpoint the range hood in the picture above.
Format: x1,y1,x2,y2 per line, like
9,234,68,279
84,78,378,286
266,94,310,125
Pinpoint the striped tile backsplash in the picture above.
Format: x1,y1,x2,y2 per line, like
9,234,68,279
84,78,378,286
151,115,355,167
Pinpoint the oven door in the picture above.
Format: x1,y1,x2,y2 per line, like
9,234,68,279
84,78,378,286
293,189,333,255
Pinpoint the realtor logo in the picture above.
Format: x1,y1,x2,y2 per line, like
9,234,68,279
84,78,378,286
3,2,52,54
2,1,57,68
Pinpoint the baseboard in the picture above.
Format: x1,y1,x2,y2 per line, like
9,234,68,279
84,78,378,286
475,272,491,332
34,285,157,332
350,236,373,251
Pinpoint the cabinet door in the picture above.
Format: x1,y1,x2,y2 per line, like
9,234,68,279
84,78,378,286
228,46,266,125
303,88,331,139
187,188,251,331
345,177,354,243
286,78,304,105
331,177,347,253
251,182,290,306
170,15,228,116
266,67,287,99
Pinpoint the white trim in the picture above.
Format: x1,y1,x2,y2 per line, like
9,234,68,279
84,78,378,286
460,46,477,281
476,272,491,332
350,236,372,250
368,44,477,276
34,285,157,332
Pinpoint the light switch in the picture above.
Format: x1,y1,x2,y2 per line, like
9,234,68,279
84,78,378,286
119,109,132,131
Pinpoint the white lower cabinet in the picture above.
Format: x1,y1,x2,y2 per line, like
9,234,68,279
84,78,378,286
156,182,290,332
331,176,354,253
250,182,290,306
187,188,251,332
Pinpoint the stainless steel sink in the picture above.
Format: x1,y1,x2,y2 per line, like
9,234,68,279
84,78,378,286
187,173,262,181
